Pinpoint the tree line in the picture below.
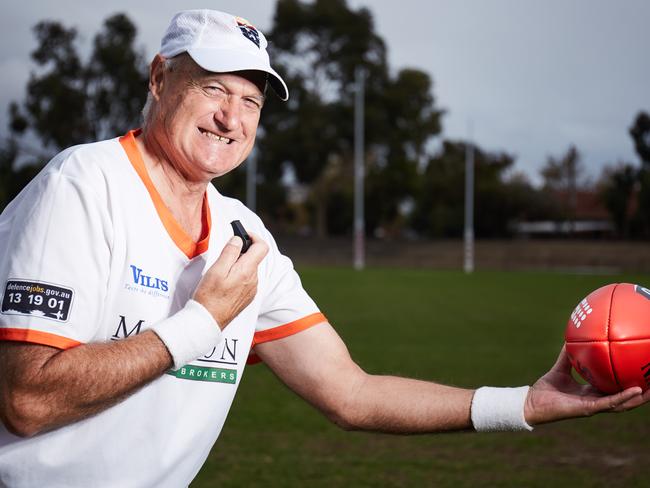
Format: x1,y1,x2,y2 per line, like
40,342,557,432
2,0,649,239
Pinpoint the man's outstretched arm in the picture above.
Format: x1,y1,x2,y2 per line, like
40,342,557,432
255,322,650,433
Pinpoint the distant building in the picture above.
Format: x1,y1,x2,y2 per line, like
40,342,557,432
512,189,614,237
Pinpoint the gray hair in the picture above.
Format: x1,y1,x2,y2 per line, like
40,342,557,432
141,55,187,128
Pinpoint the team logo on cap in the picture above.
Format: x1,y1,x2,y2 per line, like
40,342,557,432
236,17,260,48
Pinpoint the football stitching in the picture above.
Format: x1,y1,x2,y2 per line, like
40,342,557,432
607,283,623,391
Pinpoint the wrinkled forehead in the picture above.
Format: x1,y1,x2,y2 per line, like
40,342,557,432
170,54,267,95
196,68,267,96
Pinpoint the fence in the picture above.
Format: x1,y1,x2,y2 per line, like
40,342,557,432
276,236,650,274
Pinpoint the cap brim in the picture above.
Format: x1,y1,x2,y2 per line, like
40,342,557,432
188,48,288,101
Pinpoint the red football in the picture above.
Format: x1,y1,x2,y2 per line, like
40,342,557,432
565,283,650,394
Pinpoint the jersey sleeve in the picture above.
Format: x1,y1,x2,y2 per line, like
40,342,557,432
0,165,112,350
251,229,326,349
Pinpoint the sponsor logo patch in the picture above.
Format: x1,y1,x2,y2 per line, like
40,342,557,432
1,279,74,322
168,339,240,383
168,365,237,384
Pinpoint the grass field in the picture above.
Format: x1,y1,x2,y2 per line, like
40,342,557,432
192,268,650,488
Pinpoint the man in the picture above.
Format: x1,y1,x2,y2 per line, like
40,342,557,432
0,9,647,488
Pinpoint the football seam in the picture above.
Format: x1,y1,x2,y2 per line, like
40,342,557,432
607,284,623,391
565,339,650,343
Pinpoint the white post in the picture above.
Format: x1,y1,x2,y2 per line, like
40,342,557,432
464,121,475,274
353,67,366,270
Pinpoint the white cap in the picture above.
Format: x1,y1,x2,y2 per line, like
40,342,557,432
160,9,288,101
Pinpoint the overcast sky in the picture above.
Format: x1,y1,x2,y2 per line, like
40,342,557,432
1,0,648,185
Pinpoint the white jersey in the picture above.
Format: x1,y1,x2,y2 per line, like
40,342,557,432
0,130,325,487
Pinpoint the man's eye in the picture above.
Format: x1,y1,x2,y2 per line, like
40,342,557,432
244,98,262,110
204,85,226,96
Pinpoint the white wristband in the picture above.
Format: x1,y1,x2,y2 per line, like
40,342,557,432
471,386,534,432
150,299,222,371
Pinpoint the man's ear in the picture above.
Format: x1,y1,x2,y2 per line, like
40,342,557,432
149,54,166,101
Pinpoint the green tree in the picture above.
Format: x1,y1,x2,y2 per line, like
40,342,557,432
412,140,534,238
259,0,387,235
11,14,148,150
599,163,637,238
539,145,585,231
86,14,150,140
0,140,18,209
629,111,650,167
1,13,148,212
635,169,650,237
411,141,465,237
259,0,442,236
14,21,88,149
365,69,442,236
629,111,650,236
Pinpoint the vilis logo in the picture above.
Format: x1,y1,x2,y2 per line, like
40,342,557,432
128,265,168,290
236,17,260,48
124,265,170,299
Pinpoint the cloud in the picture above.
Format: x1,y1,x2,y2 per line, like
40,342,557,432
2,0,648,184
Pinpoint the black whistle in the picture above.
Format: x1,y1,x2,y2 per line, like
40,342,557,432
230,220,252,254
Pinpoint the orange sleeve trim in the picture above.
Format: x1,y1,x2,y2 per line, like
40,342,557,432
252,312,327,347
0,328,82,350
119,129,211,260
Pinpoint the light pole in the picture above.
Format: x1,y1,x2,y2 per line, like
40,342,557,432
464,121,475,274
353,67,366,270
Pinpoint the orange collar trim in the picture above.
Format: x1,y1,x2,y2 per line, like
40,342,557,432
119,129,211,259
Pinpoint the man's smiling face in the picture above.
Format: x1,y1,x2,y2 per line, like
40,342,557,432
149,54,266,181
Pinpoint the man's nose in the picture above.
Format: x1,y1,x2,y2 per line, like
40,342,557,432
214,96,241,132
